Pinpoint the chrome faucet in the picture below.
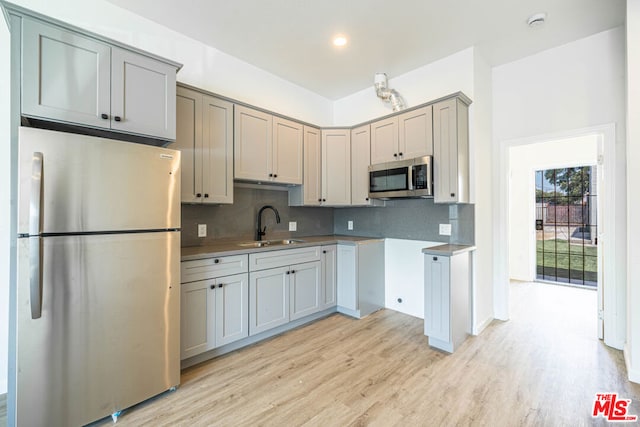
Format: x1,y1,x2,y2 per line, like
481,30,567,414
256,205,281,241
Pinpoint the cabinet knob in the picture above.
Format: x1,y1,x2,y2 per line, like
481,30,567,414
291,270,296,274
218,284,223,288
214,259,220,264
399,152,403,156
318,198,322,202
196,193,202,198
450,193,455,197
323,250,326,254
393,153,398,157
269,173,273,177
101,113,109,120
433,256,438,261
273,174,278,178
322,198,326,202
204,193,209,198
210,284,215,290
114,116,122,122
286,271,290,275
365,197,369,201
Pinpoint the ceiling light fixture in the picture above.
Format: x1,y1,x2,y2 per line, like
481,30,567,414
333,36,347,47
374,73,405,112
527,12,547,27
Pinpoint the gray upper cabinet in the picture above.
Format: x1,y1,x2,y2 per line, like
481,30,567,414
371,107,433,165
351,125,372,206
321,129,351,206
234,105,303,185
175,86,233,204
288,126,322,206
20,16,178,141
433,98,469,204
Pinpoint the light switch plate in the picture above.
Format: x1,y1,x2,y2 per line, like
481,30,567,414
439,223,452,236
348,220,354,230
289,221,297,231
198,224,207,237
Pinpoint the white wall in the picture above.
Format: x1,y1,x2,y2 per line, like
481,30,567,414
508,136,599,281
0,14,11,395
333,48,475,126
493,27,627,349
8,0,333,126
626,0,640,383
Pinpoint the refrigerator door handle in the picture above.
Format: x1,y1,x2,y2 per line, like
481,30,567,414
30,152,43,319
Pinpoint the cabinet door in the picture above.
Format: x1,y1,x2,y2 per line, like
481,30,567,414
321,129,351,205
399,106,433,159
336,245,357,311
234,105,272,181
202,95,234,203
22,18,111,129
272,117,303,184
321,246,337,309
175,87,204,203
370,117,398,164
111,47,177,140
215,273,249,347
181,279,216,359
433,98,460,203
424,255,450,342
303,126,322,205
249,266,290,335
290,261,322,321
351,125,371,206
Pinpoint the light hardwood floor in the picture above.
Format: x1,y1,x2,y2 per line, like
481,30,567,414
85,281,638,426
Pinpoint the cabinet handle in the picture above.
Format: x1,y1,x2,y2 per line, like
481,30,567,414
433,256,438,261
450,193,455,197
210,284,215,290
204,193,209,198
114,116,122,122
101,113,109,120
218,284,223,288
214,259,220,264
196,193,202,198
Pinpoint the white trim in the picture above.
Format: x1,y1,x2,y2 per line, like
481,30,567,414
496,124,623,349
625,345,640,384
472,315,493,336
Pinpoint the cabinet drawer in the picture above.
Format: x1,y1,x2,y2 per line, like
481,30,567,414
249,246,321,271
181,254,248,283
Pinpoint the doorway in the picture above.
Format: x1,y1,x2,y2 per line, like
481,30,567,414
535,166,598,287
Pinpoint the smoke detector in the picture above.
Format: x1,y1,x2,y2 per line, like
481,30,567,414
527,13,547,27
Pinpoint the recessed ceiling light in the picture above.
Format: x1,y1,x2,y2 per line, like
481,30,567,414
527,12,547,27
333,35,348,47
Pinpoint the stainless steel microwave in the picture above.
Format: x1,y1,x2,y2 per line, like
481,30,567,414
368,156,432,199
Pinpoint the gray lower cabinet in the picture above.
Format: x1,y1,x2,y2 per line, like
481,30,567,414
19,14,178,140
180,273,249,360
423,248,472,353
336,241,385,318
321,245,337,309
289,261,322,321
249,266,290,335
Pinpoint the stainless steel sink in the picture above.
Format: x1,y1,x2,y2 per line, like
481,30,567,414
237,239,305,248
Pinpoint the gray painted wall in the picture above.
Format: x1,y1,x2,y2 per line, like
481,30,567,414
182,187,475,247
333,199,475,244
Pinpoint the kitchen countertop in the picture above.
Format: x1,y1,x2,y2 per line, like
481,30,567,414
421,244,476,256
181,235,384,261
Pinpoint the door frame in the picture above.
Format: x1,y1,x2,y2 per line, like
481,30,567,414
494,123,622,349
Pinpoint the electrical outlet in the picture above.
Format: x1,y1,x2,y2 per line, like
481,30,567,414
289,221,297,231
348,220,354,230
439,223,452,236
197,224,207,237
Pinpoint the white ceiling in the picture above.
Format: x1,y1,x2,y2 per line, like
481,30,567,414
107,0,625,100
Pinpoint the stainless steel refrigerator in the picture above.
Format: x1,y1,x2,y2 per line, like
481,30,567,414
13,127,181,426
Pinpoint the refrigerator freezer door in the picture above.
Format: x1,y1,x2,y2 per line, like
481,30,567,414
16,232,180,426
18,127,180,234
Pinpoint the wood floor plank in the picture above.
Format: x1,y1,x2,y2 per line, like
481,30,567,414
84,281,640,426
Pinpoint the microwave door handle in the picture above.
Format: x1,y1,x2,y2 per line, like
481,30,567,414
29,152,43,319
409,165,415,190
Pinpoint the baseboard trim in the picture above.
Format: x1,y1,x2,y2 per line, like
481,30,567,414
624,345,640,384
472,316,494,336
